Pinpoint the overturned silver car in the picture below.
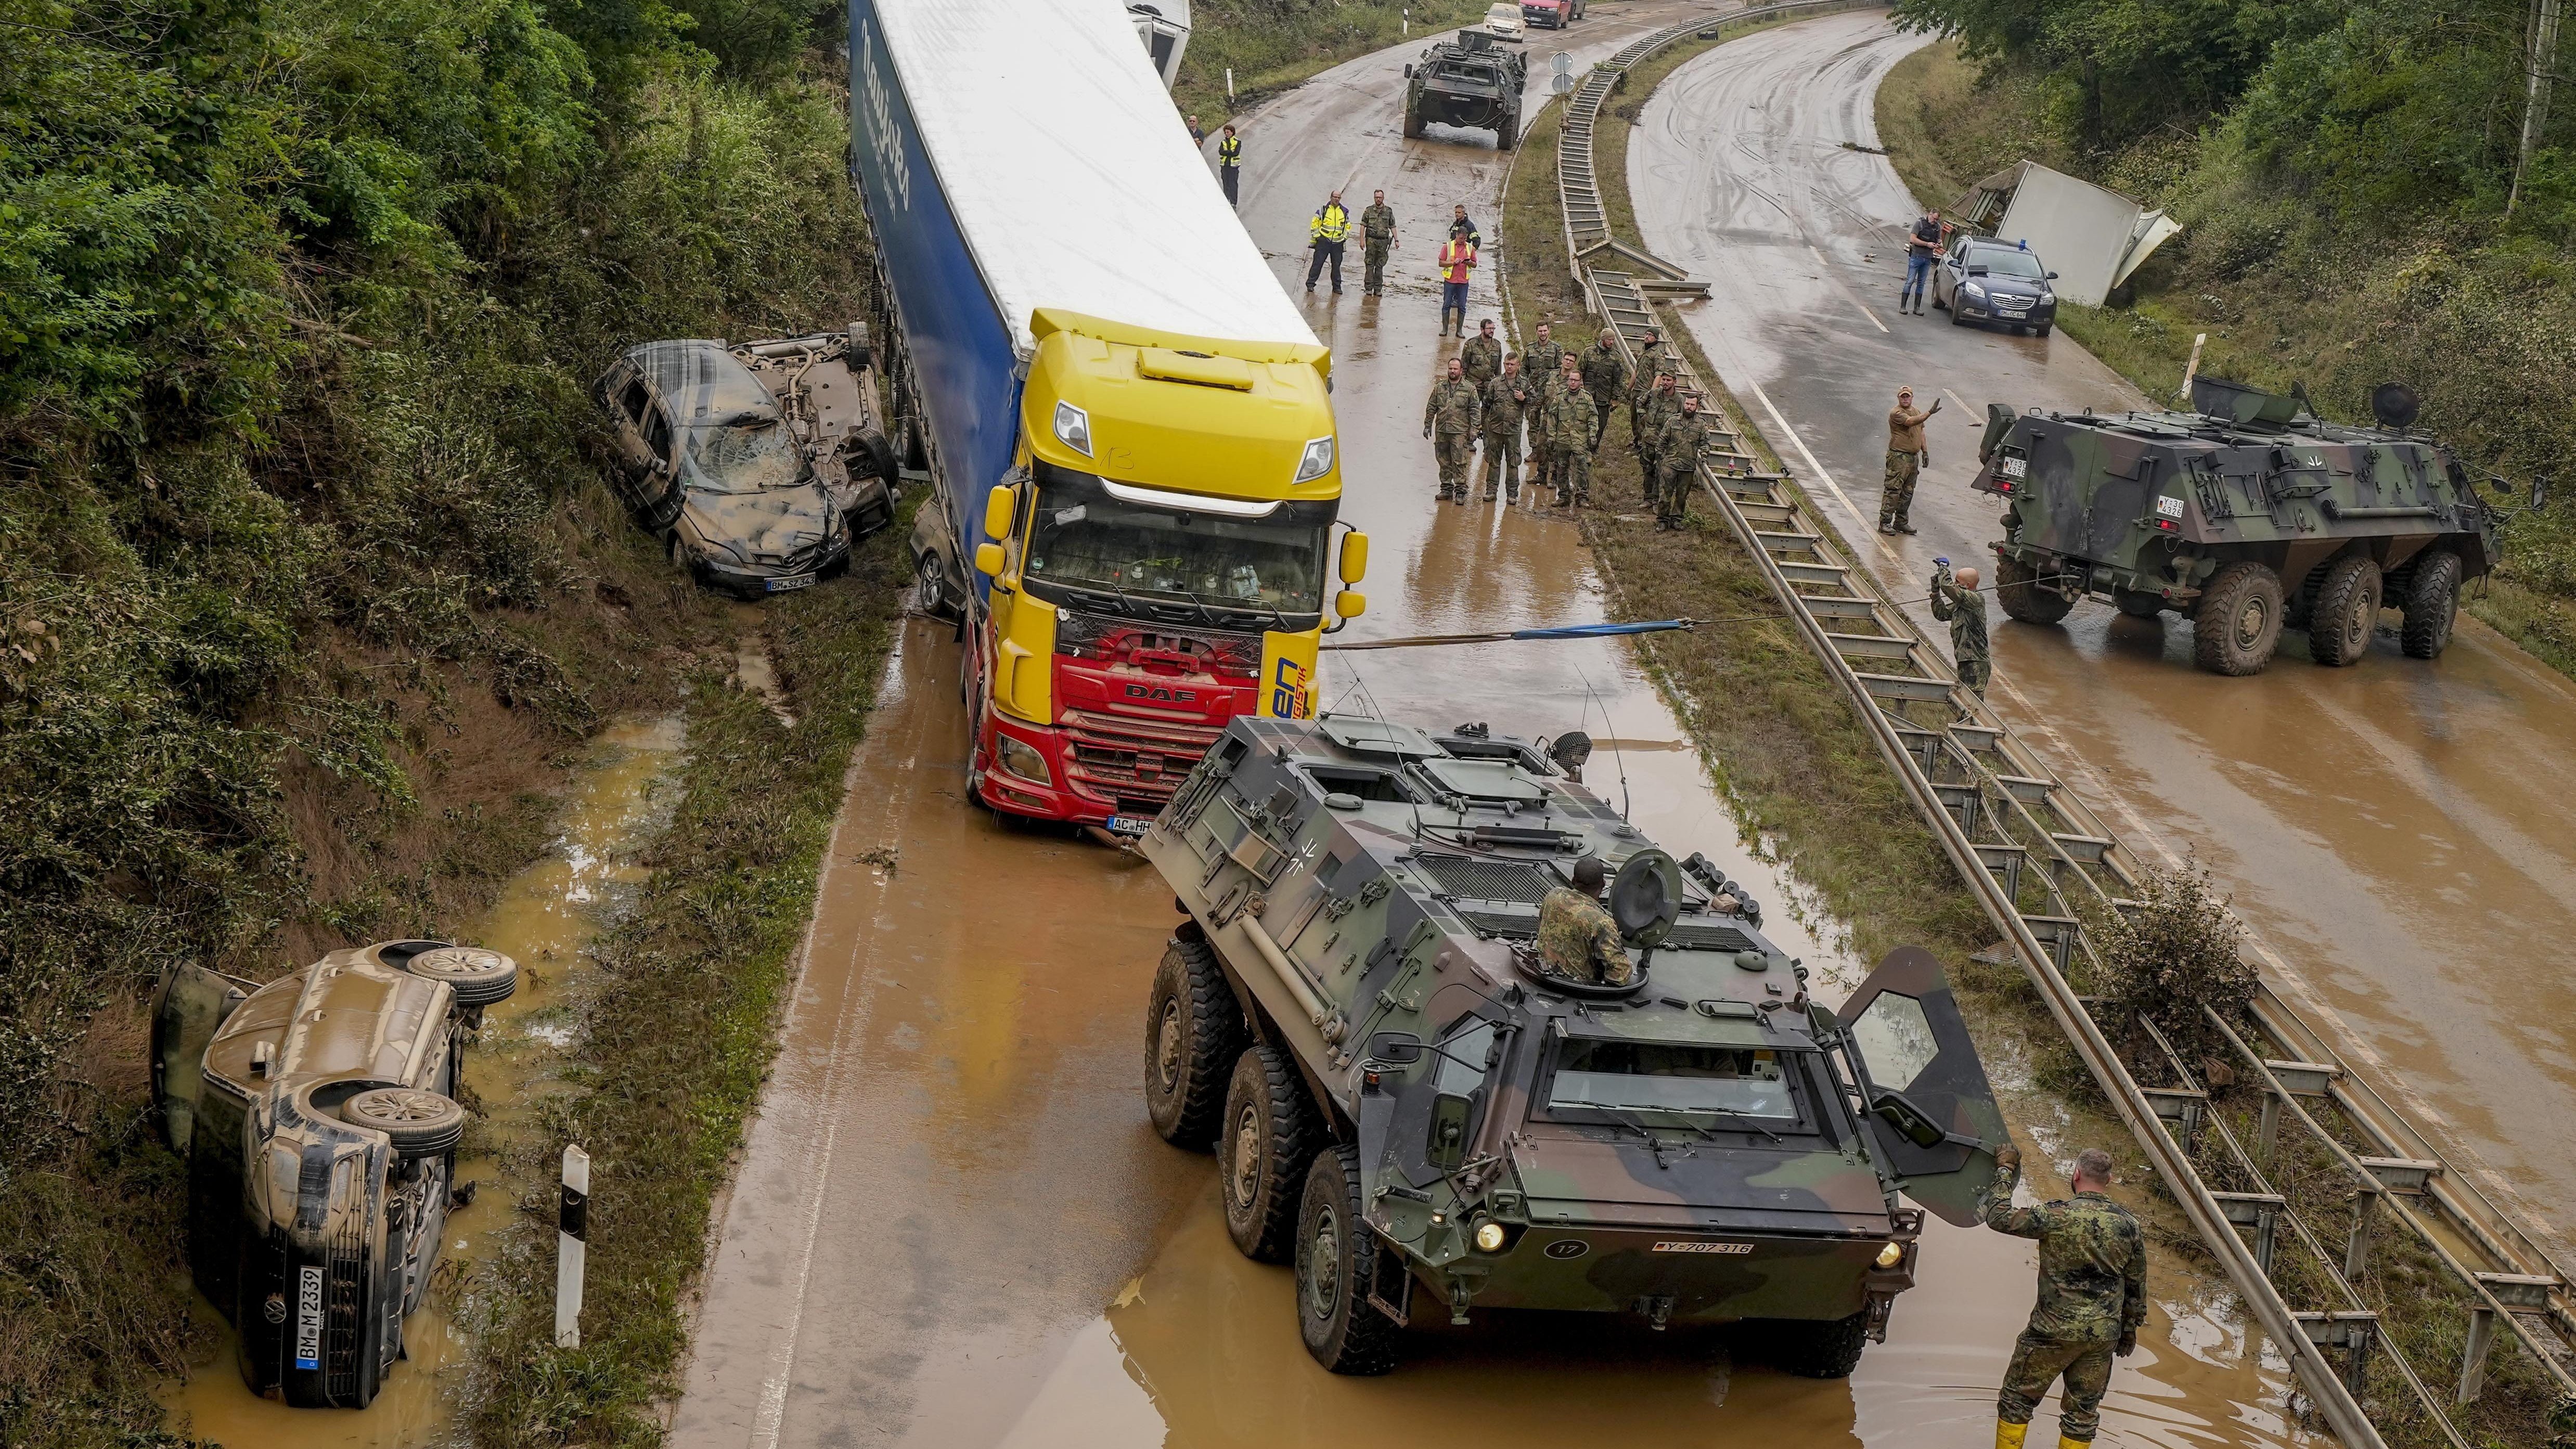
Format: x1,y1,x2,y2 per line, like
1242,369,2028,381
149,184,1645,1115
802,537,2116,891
152,940,519,1407
594,328,899,598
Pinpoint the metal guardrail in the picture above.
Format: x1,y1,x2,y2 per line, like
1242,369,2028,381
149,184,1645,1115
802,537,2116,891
1538,7,2576,1445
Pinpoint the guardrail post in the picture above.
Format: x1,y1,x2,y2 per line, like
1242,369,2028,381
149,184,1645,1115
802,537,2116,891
2457,1304,2497,1405
2344,1188,2378,1282
2257,1089,2282,1168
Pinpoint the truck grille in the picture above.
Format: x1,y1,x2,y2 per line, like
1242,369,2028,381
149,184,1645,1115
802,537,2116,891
1061,709,1223,806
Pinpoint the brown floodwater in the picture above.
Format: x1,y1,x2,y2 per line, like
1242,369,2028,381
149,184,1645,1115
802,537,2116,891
673,7,2326,1447
161,715,686,1447
1631,9,2576,1262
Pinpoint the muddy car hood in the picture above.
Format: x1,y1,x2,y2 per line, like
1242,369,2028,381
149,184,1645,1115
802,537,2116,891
681,485,838,562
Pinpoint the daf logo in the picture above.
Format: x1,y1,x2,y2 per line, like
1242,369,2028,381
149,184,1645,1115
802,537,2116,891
1124,684,1199,703
1543,1239,1590,1259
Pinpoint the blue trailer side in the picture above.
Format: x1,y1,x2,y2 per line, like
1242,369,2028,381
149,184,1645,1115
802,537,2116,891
847,0,1021,598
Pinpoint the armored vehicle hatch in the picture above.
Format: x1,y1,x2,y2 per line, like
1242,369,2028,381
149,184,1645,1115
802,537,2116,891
1970,378,2532,675
1137,714,2004,1376
1403,30,1528,149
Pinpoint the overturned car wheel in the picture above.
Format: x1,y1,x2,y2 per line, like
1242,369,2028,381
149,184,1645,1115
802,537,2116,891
343,1089,467,1159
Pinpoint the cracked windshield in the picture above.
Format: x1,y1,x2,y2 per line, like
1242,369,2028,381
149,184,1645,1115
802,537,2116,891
687,419,806,493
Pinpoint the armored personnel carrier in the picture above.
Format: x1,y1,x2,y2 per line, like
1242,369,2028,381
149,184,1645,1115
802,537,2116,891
1970,378,2524,675
1402,29,1527,149
1138,714,2003,1375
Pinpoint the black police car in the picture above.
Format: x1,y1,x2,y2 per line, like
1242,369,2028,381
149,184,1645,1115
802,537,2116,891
1931,237,2058,337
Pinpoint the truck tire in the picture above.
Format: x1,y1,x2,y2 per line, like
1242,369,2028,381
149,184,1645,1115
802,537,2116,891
343,1089,467,1159
2283,564,2321,631
2193,560,2284,676
1403,97,1426,139
2307,555,2381,668
1995,554,2073,625
1761,1310,1870,1379
1295,1145,1402,1375
2401,550,2462,658
1145,930,1243,1149
1495,110,1518,150
1220,1042,1319,1263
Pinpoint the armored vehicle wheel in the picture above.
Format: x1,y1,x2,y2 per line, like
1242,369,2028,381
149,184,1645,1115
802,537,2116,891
2401,550,2462,658
2283,565,2321,630
1495,110,1519,150
2193,561,2285,676
343,1088,467,1159
1295,1145,1401,1375
2113,589,2165,618
2307,555,2381,668
1221,1042,1319,1263
1760,1309,1870,1379
1145,929,1243,1149
1995,554,2073,625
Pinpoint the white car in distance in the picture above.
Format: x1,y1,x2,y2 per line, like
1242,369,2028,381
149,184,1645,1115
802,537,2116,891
1483,2,1527,41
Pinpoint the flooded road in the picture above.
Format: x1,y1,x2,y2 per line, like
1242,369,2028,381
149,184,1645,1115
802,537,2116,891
675,7,2316,1446
1631,9,2576,1259
163,716,686,1446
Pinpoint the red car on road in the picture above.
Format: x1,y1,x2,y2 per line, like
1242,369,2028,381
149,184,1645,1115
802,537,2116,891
1521,0,1582,28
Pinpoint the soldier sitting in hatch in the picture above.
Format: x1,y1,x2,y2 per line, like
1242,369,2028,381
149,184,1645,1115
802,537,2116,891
1537,857,1635,986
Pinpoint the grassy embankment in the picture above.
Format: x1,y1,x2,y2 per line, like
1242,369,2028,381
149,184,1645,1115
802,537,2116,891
1174,0,1487,128
1876,35,2576,683
0,0,898,1442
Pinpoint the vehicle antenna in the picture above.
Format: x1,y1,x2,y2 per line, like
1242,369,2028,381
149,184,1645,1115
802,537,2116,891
1572,662,1629,818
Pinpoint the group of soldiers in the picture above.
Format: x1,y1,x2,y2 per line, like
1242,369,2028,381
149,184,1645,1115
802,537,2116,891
1422,317,1716,523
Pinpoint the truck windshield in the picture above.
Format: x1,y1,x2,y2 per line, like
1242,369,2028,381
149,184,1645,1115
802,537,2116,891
685,419,808,494
1548,1040,1801,1123
1024,462,1330,619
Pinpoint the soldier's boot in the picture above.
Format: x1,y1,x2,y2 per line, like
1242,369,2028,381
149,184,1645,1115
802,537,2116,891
2053,1438,2088,1449
1992,1422,2028,1449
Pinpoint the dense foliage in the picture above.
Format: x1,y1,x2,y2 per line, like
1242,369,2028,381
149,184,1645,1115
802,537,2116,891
0,0,869,1439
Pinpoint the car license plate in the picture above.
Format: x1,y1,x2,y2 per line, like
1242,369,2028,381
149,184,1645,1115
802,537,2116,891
1995,307,2027,318
2000,456,2027,478
1105,814,1152,837
765,574,817,593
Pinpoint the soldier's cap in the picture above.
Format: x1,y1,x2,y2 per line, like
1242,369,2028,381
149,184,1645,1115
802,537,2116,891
1897,386,1914,398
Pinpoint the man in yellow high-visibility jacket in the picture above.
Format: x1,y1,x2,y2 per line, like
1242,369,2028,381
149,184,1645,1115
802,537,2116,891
1217,123,1243,206
1306,190,1351,295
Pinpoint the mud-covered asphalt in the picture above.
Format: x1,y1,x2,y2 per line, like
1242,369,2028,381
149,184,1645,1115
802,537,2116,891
671,8,2315,1446
1631,10,2576,1259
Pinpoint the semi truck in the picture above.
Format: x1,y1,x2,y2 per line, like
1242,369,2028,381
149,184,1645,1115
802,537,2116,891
850,0,1369,833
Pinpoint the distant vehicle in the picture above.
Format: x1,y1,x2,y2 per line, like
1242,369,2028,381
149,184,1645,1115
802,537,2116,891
1126,0,1191,88
1483,2,1526,42
593,332,897,599
1140,714,2004,1376
1970,378,2528,675
1521,0,1582,28
1404,29,1529,149
152,941,520,1408
1933,236,2058,337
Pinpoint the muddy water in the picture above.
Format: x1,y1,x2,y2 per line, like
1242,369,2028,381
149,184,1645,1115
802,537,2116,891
1631,9,2576,1260
674,8,2318,1446
163,716,686,1447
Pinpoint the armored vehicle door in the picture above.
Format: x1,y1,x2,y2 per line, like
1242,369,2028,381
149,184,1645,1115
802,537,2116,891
150,963,245,1155
1837,947,2003,1226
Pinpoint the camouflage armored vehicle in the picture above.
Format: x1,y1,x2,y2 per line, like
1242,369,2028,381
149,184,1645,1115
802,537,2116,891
1138,714,2004,1375
1970,378,2521,676
1402,29,1528,149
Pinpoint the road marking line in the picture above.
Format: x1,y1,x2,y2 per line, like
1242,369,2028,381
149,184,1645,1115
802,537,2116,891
1749,382,1901,568
1945,387,1976,416
1854,302,1889,333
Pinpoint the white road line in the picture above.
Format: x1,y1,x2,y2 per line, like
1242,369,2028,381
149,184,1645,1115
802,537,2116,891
1749,382,1902,567
1854,302,1889,333
1944,387,1976,415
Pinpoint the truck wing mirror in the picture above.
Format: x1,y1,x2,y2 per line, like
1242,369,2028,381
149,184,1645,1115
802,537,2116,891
974,542,1006,577
1335,590,1367,620
1403,63,1414,78
1428,1091,1473,1170
982,486,1016,542
1339,529,1370,585
1368,1031,1426,1065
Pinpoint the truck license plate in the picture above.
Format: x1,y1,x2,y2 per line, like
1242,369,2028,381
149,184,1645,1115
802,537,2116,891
2000,456,2027,478
766,574,818,593
1105,815,1151,837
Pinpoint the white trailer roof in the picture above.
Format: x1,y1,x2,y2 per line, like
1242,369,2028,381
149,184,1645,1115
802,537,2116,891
879,0,1316,355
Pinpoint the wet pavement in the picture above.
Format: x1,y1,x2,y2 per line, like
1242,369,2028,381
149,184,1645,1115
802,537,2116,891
162,716,686,1447
1631,9,2576,1259
672,7,2320,1446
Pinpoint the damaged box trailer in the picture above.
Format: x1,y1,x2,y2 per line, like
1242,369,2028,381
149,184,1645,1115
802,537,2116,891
1957,161,2179,308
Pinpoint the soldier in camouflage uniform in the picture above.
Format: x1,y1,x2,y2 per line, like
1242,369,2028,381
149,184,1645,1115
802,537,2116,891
1360,189,1398,295
1460,317,1503,387
1579,329,1630,451
1652,393,1711,529
1631,328,1673,453
1422,357,1482,503
1536,856,1634,985
1979,1144,2145,1449
1546,368,1597,507
1932,560,1990,702
1477,355,1530,502
1521,324,1566,495
1634,372,1678,498
1882,386,1938,534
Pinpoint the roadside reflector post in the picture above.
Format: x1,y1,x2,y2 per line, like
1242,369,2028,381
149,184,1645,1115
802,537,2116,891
556,1145,590,1348
1225,67,1234,102
2179,332,2207,403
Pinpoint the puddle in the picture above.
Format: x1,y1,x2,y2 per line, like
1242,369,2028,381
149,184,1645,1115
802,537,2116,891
161,714,687,1447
